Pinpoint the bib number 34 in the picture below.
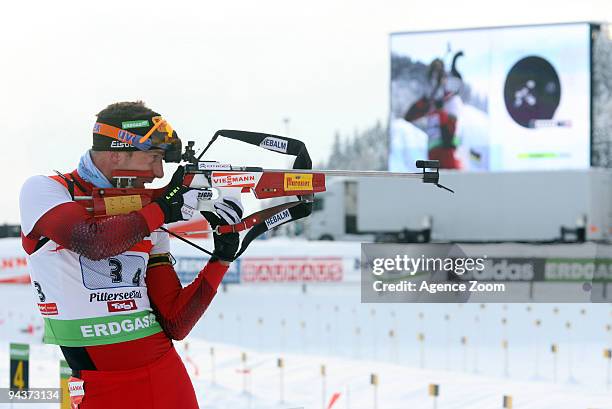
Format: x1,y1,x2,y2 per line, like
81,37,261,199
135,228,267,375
80,255,146,290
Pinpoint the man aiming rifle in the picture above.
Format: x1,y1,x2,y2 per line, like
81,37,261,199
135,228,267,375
19,101,240,409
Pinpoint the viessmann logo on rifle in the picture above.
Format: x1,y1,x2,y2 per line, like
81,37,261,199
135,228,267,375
211,172,258,188
284,173,313,191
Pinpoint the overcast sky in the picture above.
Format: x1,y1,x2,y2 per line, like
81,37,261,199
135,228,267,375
2,0,610,224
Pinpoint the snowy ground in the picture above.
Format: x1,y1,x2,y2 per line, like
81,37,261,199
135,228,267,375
1,282,612,408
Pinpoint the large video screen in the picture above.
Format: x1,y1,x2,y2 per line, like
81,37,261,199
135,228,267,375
389,23,591,171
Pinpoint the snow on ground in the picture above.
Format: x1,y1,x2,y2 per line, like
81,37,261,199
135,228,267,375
1,281,612,408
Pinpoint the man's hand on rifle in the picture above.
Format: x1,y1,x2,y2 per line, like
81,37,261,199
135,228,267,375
201,197,244,264
155,166,199,224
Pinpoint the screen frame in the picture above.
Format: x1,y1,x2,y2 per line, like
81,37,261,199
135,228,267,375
388,21,596,171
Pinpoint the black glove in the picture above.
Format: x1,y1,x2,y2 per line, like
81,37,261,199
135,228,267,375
201,197,244,262
154,166,198,224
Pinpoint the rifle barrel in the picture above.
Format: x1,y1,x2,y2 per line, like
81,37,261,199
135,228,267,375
262,169,425,179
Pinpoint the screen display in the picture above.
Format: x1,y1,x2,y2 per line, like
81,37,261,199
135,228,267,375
389,23,591,171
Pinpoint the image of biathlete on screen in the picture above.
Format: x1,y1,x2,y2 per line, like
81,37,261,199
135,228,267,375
403,55,465,169
389,42,491,172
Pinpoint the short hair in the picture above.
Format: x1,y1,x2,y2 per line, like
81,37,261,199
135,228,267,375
96,101,157,123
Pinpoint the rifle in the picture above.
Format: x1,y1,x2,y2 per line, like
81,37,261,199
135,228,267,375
76,130,453,260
